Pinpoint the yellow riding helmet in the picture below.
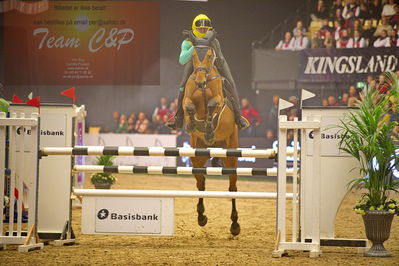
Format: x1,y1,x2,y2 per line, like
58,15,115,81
192,14,213,38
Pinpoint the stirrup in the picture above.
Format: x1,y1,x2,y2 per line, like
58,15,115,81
166,117,183,130
237,116,250,130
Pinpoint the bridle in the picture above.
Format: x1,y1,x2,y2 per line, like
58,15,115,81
191,46,221,85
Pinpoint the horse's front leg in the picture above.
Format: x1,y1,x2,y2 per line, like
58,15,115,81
191,156,209,227
183,97,196,132
204,96,222,144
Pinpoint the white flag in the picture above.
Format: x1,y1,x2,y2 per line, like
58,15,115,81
278,98,294,113
27,92,33,100
301,89,315,101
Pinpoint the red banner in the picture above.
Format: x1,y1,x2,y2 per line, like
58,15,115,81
4,1,160,85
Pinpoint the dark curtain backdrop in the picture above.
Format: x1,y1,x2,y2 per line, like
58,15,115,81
0,0,305,130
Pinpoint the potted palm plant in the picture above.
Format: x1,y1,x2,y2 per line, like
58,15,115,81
338,71,399,257
90,155,117,189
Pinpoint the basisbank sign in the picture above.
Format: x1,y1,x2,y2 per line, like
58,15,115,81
299,47,398,82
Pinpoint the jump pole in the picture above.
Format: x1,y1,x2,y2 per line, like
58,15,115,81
41,146,297,158
72,165,295,177
74,189,293,199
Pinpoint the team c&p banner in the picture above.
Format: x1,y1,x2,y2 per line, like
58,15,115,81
4,1,160,85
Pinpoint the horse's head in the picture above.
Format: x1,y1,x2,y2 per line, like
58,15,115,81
192,47,216,90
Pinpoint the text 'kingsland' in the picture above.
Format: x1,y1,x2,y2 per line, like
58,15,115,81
304,55,398,74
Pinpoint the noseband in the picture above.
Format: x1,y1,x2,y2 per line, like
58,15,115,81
191,48,220,84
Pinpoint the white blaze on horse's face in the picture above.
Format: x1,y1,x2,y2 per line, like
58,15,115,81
193,49,215,90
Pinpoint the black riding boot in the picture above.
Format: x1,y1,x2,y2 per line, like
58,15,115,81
215,56,249,129
166,62,193,129
224,86,250,129
166,90,184,129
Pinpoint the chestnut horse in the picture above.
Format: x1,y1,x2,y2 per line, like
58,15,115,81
182,45,240,235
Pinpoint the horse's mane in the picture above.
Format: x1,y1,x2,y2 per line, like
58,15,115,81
194,46,211,61
184,30,217,62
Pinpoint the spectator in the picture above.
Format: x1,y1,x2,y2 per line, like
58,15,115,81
288,95,299,109
373,29,391,46
329,0,344,20
373,17,393,37
389,4,399,26
275,32,293,50
311,30,324,48
115,114,128,133
311,0,329,21
152,97,170,122
287,108,298,121
135,112,150,133
358,2,371,21
320,18,332,39
382,0,396,19
369,0,382,21
336,29,350,48
265,129,275,141
267,95,279,133
348,85,359,99
112,111,120,131
127,115,137,133
342,0,360,21
364,74,376,93
334,7,345,25
348,96,358,107
322,98,329,106
290,29,309,50
333,20,343,41
377,73,387,93
241,98,262,127
169,101,178,119
323,30,335,48
339,93,349,106
128,112,136,126
347,29,366,48
362,19,376,46
153,114,171,134
388,28,398,46
327,95,339,106
292,20,307,36
264,129,276,148
351,19,363,36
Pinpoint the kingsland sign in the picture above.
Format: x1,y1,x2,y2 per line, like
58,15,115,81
300,48,399,81
304,55,397,74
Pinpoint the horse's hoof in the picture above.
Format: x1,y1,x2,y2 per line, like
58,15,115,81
186,103,196,115
186,122,195,132
204,134,215,145
198,215,208,226
230,222,240,236
205,132,213,140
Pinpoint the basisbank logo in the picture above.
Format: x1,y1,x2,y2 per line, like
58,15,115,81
97,209,109,220
96,208,158,221
308,130,343,140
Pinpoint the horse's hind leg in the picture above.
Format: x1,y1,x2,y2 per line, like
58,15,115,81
224,156,240,236
191,156,209,227
224,130,240,236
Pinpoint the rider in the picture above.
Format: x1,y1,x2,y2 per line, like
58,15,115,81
166,14,249,130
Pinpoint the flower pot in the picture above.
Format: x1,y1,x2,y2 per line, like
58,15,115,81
93,183,112,189
362,210,394,257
